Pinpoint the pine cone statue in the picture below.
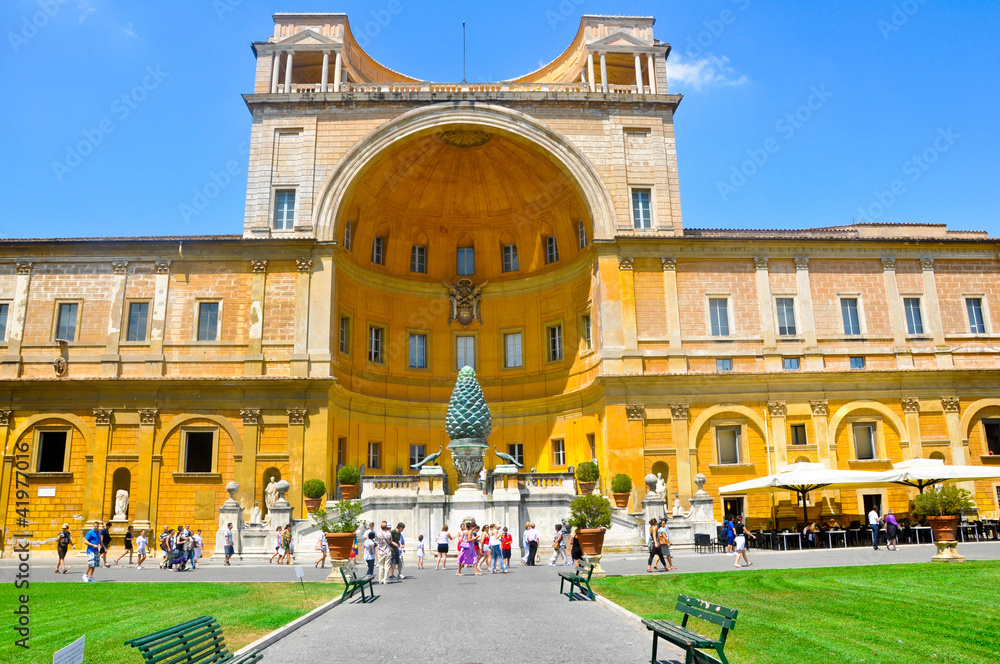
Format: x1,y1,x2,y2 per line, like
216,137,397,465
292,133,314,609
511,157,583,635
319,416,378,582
445,366,492,440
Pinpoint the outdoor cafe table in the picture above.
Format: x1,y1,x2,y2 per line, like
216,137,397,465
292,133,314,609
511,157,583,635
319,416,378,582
778,531,801,550
959,523,980,543
756,531,776,550
910,526,934,544
982,520,999,540
826,530,847,548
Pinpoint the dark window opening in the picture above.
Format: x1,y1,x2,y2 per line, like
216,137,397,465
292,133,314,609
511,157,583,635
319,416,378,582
984,421,1000,456
37,431,67,472
185,432,214,473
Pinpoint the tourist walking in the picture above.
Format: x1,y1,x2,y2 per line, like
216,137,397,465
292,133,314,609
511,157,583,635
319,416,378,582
500,526,512,572
99,521,112,568
376,521,393,584
158,526,170,568
315,531,328,568
435,525,452,570
884,509,900,551
416,534,425,569
456,522,480,576
868,505,881,550
647,518,666,572
223,523,235,566
658,518,677,571
115,525,134,565
268,525,283,564
135,529,147,570
83,521,101,582
390,522,405,579
724,515,736,555
281,525,293,564
55,523,73,574
364,531,377,576
570,526,584,565
525,523,539,566
191,530,203,569
733,516,755,568
550,524,568,566
490,526,502,573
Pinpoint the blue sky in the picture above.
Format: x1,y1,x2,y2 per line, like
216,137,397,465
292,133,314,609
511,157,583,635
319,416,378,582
1,1,998,239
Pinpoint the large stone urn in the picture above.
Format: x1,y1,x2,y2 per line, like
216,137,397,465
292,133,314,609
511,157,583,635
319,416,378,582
446,366,492,490
926,516,960,542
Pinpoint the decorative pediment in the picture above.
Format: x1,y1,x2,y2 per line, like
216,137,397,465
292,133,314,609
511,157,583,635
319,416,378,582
274,29,338,47
588,30,651,50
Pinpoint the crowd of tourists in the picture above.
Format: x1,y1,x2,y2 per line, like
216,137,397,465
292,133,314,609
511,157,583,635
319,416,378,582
61,521,205,581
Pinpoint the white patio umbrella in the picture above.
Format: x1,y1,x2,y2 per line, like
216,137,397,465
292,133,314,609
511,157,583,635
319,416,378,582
886,457,1000,493
718,462,897,523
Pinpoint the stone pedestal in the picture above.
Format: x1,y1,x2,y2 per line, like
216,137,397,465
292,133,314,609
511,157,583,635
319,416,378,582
324,558,353,583
418,466,446,494
215,481,245,556
450,486,488,527
108,517,130,540
588,552,606,578
931,540,966,563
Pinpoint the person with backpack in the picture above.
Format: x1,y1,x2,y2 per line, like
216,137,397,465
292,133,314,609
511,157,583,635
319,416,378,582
549,524,568,566
657,518,677,571
55,524,73,574
733,516,756,568
115,525,134,565
647,518,667,572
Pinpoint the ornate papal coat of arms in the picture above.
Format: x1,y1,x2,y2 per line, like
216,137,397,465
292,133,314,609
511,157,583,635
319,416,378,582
443,278,486,326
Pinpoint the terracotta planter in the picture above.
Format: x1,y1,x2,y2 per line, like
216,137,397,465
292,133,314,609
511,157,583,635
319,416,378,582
304,497,322,512
612,492,629,508
578,481,596,495
325,532,356,559
926,516,960,542
340,484,358,500
576,528,606,556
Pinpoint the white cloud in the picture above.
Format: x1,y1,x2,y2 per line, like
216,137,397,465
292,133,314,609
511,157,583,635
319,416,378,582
121,22,137,39
664,53,748,92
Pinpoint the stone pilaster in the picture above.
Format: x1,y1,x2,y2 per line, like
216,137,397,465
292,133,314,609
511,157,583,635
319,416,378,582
291,258,312,376
660,257,686,373
881,256,911,367
133,408,158,531
239,409,261,518
768,401,788,468
287,409,307,512
1,262,33,378
810,400,833,465
670,404,692,500
246,260,267,375
147,261,171,376
618,257,640,373
901,398,921,458
88,409,113,522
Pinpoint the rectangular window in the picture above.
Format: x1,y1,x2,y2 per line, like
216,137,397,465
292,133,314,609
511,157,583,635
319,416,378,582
339,316,351,355
371,236,385,265
337,437,346,467
904,298,924,335
504,332,523,368
790,424,808,446
983,421,1000,456
0,303,9,341
184,431,214,473
368,442,382,470
850,356,866,370
716,358,733,372
581,313,593,350
783,357,800,371
409,333,427,369
36,430,68,473
545,235,559,264
457,247,475,275
409,444,426,468
548,325,563,362
196,302,219,341
841,298,861,335
717,427,740,465
709,298,730,336
456,336,475,370
776,298,797,336
126,302,149,342
55,302,78,341
507,443,524,467
410,245,427,274
368,326,384,364
552,439,566,466
578,220,587,249
502,244,519,273
853,424,876,460
967,298,986,334
587,433,596,460
632,188,652,229
273,190,295,230
343,221,353,250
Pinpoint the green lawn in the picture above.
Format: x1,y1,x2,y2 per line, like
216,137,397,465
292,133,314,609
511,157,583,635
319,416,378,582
0,582,342,664
592,562,1000,664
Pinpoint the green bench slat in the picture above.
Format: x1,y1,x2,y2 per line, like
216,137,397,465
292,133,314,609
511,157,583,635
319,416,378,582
674,602,738,630
643,596,737,664
557,563,595,601
340,566,376,603
677,594,739,620
125,615,259,664
642,620,718,648
125,616,216,648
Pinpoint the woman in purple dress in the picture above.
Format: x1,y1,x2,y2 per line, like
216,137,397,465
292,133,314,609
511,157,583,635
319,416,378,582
456,523,480,576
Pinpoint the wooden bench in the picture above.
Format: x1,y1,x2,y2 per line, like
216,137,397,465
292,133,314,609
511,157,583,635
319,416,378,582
557,562,595,601
124,615,261,664
641,594,738,664
340,565,375,603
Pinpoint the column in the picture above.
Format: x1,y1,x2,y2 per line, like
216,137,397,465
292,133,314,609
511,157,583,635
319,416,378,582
881,256,911,366
333,50,343,92
239,409,261,520
600,52,608,93
1,262,32,378
147,261,171,376
0,411,14,535
795,257,822,369
283,50,294,93
89,409,113,522
942,397,966,464
246,260,267,375
754,257,776,350
618,257,640,374
901,398,921,459
287,409,307,514
647,53,657,94
321,51,330,92
102,261,128,377
291,258,312,376
920,257,951,368
634,53,644,93
670,404,692,501
132,408,159,531
270,51,281,93
768,402,788,469
810,400,833,465
587,51,596,92
661,258,686,373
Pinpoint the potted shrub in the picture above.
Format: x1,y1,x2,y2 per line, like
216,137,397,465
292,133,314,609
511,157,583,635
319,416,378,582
302,479,326,513
337,464,360,500
911,485,974,541
610,473,632,508
312,500,363,559
575,461,599,495
569,494,613,555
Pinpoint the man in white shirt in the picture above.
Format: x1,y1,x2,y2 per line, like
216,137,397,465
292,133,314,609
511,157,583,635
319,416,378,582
375,521,393,584
867,506,881,550
525,523,539,566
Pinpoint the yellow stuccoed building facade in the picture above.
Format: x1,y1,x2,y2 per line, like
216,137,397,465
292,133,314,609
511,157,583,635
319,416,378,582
4,14,1000,547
